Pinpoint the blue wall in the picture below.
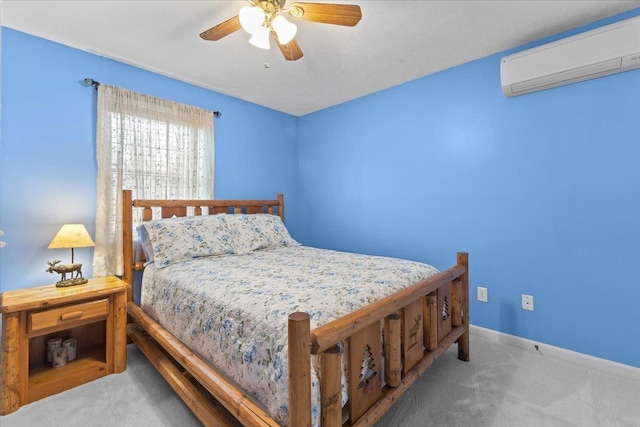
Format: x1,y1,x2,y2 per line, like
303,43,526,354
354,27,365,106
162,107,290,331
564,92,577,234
2,9,640,368
0,28,299,291
298,9,640,368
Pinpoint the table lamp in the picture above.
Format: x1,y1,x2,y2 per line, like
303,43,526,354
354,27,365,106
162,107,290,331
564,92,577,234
47,224,95,287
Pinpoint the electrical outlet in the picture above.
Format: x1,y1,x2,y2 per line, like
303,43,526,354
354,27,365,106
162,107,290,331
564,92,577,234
522,294,534,311
477,286,488,303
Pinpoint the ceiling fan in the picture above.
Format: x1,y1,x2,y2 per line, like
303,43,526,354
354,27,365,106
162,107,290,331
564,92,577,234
200,0,362,61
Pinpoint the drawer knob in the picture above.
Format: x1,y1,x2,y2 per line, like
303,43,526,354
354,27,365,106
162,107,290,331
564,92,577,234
60,311,84,321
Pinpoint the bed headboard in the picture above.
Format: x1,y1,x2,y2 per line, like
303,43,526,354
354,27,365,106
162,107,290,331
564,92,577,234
121,189,284,287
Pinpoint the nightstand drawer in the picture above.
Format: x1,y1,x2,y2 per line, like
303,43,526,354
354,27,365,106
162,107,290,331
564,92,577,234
28,298,109,333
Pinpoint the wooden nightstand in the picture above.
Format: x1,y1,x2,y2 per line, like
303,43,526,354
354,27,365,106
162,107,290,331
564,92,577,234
0,276,128,414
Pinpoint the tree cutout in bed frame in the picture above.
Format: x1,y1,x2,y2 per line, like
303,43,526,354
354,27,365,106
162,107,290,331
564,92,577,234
441,295,450,321
358,344,378,389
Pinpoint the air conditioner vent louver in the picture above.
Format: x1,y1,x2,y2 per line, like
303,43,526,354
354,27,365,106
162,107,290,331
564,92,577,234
501,16,640,97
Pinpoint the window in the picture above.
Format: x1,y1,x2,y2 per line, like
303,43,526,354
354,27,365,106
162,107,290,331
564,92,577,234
93,84,214,277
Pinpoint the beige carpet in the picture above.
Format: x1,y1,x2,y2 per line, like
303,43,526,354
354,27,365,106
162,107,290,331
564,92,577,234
1,333,638,426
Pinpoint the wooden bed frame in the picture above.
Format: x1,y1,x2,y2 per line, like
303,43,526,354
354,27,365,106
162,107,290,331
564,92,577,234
121,189,469,426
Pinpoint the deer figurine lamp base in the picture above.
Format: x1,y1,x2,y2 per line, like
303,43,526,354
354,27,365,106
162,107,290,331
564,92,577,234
46,259,88,287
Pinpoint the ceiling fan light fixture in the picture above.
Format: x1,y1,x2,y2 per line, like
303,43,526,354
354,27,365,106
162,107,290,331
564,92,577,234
200,1,363,61
239,6,265,35
249,25,271,50
272,15,297,45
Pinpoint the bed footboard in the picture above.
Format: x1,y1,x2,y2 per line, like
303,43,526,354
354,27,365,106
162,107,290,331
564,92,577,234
288,253,469,426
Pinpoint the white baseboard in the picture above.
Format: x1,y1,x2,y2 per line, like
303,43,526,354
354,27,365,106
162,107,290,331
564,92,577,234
470,325,640,381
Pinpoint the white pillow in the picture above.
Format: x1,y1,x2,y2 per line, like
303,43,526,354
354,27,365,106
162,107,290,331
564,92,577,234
141,215,233,268
224,214,299,255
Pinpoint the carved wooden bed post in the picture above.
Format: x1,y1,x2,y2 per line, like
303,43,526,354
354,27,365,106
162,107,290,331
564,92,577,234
122,189,135,317
456,252,470,362
288,312,312,427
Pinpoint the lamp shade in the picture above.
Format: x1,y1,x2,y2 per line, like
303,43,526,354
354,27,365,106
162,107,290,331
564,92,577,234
48,224,95,249
249,25,271,50
239,6,265,35
272,15,297,45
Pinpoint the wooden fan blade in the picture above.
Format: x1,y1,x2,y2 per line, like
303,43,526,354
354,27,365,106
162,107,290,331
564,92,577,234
273,33,304,61
200,15,242,41
287,3,362,26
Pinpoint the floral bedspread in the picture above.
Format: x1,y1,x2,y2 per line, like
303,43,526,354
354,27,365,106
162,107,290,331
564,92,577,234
140,245,439,426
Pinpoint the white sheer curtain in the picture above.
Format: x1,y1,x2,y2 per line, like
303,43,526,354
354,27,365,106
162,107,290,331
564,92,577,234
93,84,214,277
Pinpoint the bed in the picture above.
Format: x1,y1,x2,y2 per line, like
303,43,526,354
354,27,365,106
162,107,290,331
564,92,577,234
122,190,469,426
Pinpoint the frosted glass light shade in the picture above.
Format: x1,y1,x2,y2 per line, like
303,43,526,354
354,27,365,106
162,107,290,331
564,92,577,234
249,25,271,50
239,6,265,35
272,15,297,45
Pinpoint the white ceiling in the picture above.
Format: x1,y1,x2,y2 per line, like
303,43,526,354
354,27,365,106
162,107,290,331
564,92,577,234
2,1,639,116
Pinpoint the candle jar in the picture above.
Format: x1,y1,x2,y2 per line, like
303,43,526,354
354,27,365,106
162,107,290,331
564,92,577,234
62,338,77,362
46,337,62,365
51,346,68,368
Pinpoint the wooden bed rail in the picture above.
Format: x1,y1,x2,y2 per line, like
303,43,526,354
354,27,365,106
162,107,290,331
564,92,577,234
132,196,284,219
128,303,279,427
309,264,466,355
289,252,469,427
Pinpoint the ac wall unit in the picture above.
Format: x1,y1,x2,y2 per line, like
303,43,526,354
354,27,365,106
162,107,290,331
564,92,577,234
501,15,640,97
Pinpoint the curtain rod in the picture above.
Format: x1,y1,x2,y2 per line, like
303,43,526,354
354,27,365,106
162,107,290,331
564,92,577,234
83,78,222,118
